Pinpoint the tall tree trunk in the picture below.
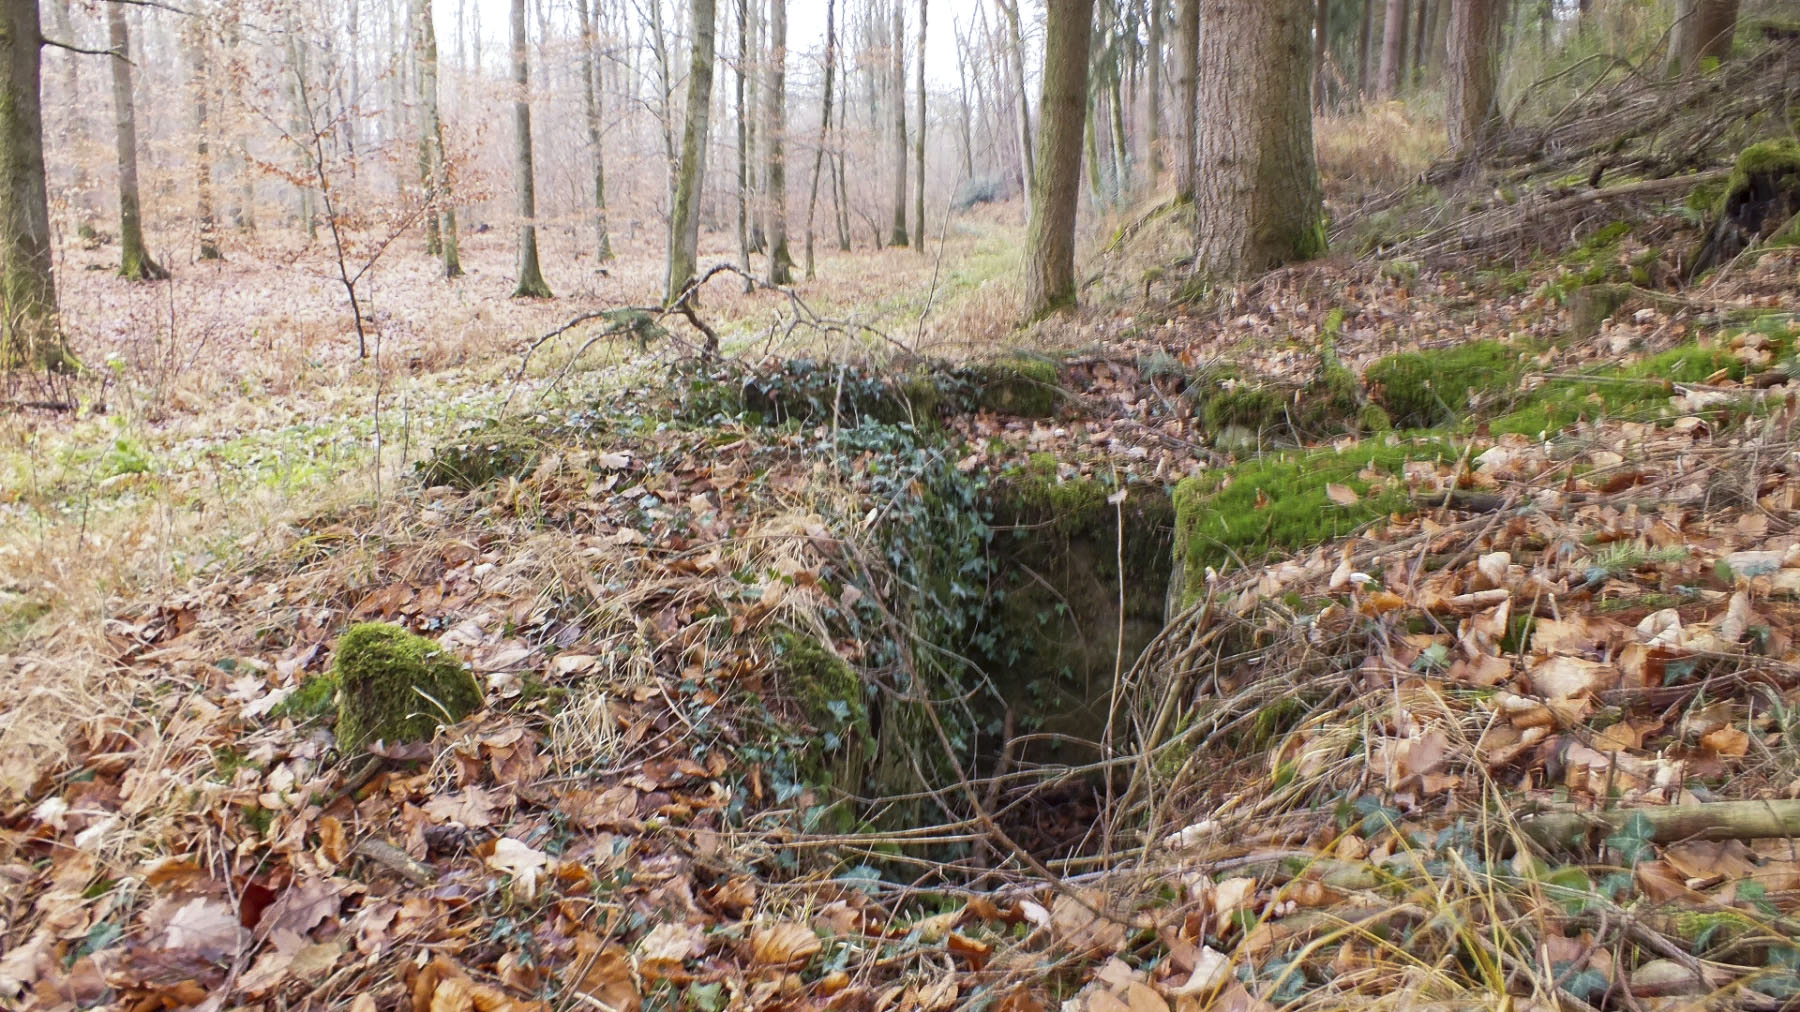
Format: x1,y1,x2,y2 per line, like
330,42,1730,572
109,4,166,280
1668,0,1738,75
187,21,221,260
510,0,550,297
999,0,1033,220
1378,0,1407,96
1173,0,1198,200
1193,0,1321,276
912,0,926,250
48,0,92,236
1146,0,1164,177
764,0,793,283
1,0,75,371
803,0,836,279
666,0,716,304
1356,0,1374,94
952,13,976,179
1445,0,1501,154
1410,0,1429,85
888,2,908,247
285,12,315,240
1021,0,1094,320
735,0,750,281
576,0,612,262
1313,0,1330,110
415,0,461,277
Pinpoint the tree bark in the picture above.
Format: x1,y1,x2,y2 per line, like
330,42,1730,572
1313,0,1330,111
47,0,91,237
1146,0,1164,177
888,2,908,247
1377,0,1407,96
1409,0,1429,86
1668,0,1738,75
1193,0,1322,276
108,4,166,281
1,0,75,371
1173,0,1198,200
999,0,1033,221
1444,0,1501,155
415,0,461,277
186,20,221,260
665,0,716,304
510,0,550,297
735,0,750,280
803,0,835,279
576,0,611,263
912,0,926,250
1021,0,1094,320
764,0,792,283
952,13,975,180
1356,0,1374,94
284,11,314,240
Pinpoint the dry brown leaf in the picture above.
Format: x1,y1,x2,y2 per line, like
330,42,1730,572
1325,483,1359,507
750,921,822,968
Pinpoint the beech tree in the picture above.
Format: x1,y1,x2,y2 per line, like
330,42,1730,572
1,0,75,371
764,0,793,284
1020,0,1094,320
912,0,925,250
575,0,612,264
1192,0,1321,276
665,0,716,304
109,3,166,280
415,0,462,277
185,19,220,260
510,0,551,297
1445,0,1502,155
888,1,907,248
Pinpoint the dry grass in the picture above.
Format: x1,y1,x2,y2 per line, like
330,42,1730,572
1316,102,1447,199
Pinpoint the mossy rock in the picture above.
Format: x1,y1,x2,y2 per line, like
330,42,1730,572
1292,363,1373,440
332,623,483,751
1169,439,1460,609
767,630,869,832
945,356,1064,417
1365,341,1524,429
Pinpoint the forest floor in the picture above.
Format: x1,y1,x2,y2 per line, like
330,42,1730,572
7,109,1800,1012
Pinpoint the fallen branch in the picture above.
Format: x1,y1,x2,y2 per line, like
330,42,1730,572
1519,799,1800,852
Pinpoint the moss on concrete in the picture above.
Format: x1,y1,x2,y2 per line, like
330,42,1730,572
332,623,483,751
947,356,1064,417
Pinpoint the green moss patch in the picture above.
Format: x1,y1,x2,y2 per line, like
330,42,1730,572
943,355,1064,417
417,409,613,489
1171,439,1460,607
331,623,483,751
1365,341,1526,429
1489,342,1743,437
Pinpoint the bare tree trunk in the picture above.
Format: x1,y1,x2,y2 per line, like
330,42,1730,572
1378,0,1407,96
414,0,461,277
47,0,92,237
187,21,222,260
1174,0,1198,200
1146,0,1164,177
735,0,750,281
510,0,550,297
1356,0,1374,94
952,13,976,179
888,1,909,247
803,0,836,279
1,0,76,371
576,0,612,263
764,0,793,283
1445,0,1501,154
1668,0,1738,75
666,0,716,304
999,0,1033,220
1022,0,1094,320
285,12,315,240
1193,0,1321,276
1313,0,1330,110
912,0,926,251
1410,0,1429,85
109,4,166,280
